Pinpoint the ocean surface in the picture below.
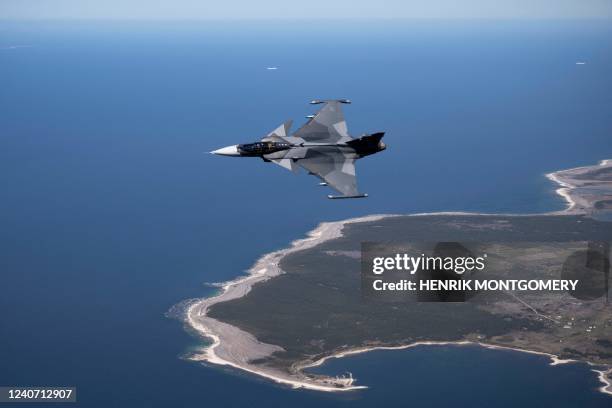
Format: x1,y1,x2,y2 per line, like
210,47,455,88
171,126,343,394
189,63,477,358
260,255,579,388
1,20,611,407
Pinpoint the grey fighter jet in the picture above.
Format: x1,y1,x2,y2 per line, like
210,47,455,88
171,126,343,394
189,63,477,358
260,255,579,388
211,99,386,199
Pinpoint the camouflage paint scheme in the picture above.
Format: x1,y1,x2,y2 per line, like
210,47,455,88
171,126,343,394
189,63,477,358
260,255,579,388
212,100,386,198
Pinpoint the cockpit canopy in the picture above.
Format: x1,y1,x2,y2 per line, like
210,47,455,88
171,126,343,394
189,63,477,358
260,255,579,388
237,141,292,156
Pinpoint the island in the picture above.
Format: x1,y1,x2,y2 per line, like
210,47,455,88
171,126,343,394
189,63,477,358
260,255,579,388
181,159,612,394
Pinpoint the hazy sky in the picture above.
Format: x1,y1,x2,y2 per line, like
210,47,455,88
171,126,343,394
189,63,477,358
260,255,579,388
1,0,611,20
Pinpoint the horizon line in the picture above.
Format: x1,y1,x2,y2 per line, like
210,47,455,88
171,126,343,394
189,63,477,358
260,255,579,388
1,16,612,22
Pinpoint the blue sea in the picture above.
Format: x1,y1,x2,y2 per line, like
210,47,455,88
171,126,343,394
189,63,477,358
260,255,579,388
1,20,611,407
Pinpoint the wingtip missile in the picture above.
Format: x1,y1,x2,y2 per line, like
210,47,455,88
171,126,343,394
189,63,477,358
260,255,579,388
310,99,351,105
327,193,368,199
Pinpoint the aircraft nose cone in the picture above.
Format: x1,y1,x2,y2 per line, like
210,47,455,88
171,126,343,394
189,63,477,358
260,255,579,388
211,145,240,156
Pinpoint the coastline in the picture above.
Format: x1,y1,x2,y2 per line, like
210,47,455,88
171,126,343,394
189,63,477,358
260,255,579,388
545,159,612,215
297,340,612,396
182,159,611,394
186,214,399,392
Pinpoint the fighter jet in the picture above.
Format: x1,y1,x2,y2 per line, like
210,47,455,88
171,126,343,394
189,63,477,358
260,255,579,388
211,99,386,198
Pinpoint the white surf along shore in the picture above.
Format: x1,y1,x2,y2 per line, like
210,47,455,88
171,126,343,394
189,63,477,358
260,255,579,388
545,159,612,215
185,159,612,394
186,214,396,391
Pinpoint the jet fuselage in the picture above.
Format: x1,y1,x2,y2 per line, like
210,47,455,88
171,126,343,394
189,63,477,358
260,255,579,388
210,99,386,198
212,133,386,159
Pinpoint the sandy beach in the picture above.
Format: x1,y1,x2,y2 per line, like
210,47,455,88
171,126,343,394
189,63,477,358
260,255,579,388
186,214,398,391
545,159,612,215
183,159,612,394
